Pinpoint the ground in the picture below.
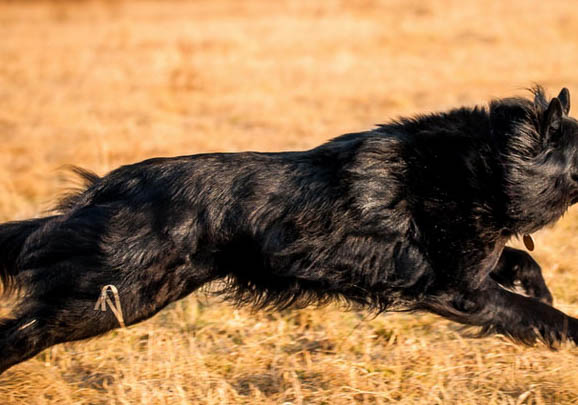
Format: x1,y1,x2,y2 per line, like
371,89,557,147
1,1,578,403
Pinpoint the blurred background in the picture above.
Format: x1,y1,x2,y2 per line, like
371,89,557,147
1,1,578,403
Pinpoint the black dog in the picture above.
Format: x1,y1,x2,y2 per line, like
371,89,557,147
1,86,577,375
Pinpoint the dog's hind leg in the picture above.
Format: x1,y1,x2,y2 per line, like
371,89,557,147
424,281,578,346
0,205,219,374
0,317,48,375
0,282,127,375
0,257,214,375
490,247,553,304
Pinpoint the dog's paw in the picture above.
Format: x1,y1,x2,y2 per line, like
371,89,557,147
523,282,554,305
513,253,554,305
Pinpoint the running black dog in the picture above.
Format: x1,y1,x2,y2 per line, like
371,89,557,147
1,86,577,374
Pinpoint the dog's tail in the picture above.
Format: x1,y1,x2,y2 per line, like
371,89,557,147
0,216,54,295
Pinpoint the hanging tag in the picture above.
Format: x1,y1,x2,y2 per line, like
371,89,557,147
523,234,535,251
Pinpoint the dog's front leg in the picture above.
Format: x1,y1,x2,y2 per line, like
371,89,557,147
424,281,576,346
490,247,553,304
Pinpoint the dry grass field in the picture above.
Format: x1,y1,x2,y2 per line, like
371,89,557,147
2,0,578,403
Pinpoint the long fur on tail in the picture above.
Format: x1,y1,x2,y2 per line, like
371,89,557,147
0,217,53,295
56,165,101,212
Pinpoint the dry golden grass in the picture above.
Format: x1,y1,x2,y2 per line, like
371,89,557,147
1,0,578,403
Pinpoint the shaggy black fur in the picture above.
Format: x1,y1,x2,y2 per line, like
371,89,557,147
1,86,578,374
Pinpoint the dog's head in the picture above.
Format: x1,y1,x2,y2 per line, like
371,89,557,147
532,87,578,204
489,87,578,230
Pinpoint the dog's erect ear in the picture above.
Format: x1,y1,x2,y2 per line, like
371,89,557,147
542,97,563,139
557,87,571,115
